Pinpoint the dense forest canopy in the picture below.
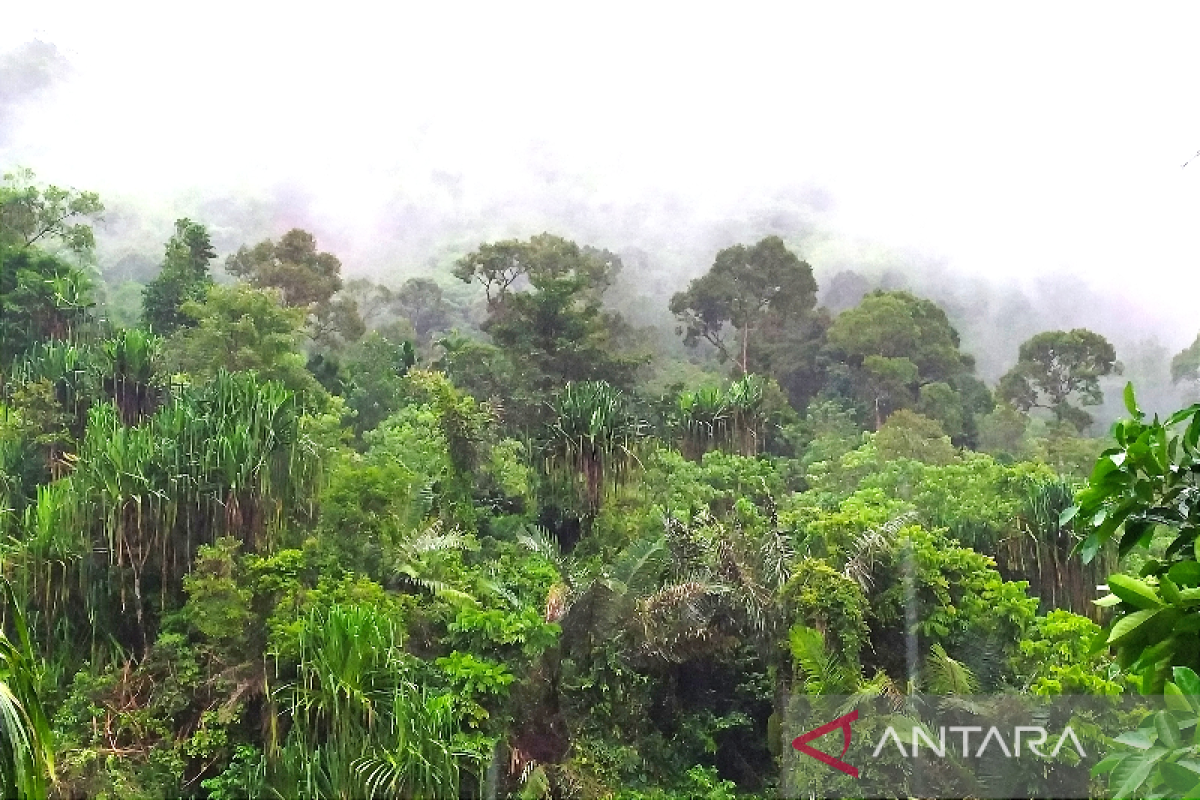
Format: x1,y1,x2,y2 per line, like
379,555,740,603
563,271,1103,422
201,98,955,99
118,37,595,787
0,165,1198,799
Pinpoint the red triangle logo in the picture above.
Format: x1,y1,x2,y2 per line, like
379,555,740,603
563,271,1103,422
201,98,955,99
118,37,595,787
791,709,859,778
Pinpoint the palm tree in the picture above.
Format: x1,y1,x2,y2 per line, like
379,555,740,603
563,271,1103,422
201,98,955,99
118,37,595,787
391,521,474,605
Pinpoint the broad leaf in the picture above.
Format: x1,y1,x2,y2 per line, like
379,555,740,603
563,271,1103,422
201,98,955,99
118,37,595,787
1108,574,1163,610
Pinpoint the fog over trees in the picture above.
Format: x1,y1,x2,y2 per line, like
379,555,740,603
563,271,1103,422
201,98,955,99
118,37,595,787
3,9,1200,799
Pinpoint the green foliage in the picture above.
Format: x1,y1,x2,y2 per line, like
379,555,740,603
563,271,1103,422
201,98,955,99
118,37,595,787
672,374,789,459
544,380,646,515
99,327,163,424
788,623,855,695
446,606,559,663
0,580,55,799
163,282,324,400
872,525,1039,664
140,218,216,336
784,399,863,472
200,744,266,800
225,230,364,347
53,634,198,798
873,409,958,465
182,537,253,650
976,402,1033,461
825,289,974,428
351,687,480,800
1015,610,1125,695
0,168,103,260
434,651,515,725
916,380,964,438
1031,420,1107,478
453,233,616,308
780,559,869,661
392,277,451,341
341,332,416,435
453,234,645,423
1071,385,1200,691
827,290,969,383
610,765,740,800
1094,667,1200,798
0,245,95,362
268,603,486,800
1171,333,1200,400
0,165,1164,798
16,370,321,654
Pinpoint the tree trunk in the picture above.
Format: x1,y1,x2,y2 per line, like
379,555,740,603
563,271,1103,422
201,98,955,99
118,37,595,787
741,324,750,376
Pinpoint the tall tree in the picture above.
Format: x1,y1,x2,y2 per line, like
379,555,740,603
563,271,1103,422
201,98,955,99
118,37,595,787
452,234,643,423
998,328,1119,432
393,278,451,341
453,233,615,311
140,218,216,335
1171,332,1200,401
341,278,394,328
669,236,819,376
226,228,363,346
824,290,976,430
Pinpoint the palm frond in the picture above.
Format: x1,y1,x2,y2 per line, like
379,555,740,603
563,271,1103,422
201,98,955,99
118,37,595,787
924,643,979,695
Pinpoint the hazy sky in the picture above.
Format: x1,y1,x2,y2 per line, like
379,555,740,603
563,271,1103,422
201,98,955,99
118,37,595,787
4,2,1200,344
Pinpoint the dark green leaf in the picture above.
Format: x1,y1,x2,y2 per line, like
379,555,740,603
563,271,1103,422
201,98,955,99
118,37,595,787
1120,518,1156,557
1159,762,1200,796
1170,562,1200,588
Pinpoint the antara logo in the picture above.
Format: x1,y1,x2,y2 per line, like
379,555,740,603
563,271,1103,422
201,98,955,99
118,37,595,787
791,710,1087,778
791,710,859,778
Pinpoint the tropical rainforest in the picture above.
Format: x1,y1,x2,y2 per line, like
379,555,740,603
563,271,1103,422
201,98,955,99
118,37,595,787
1,168,1200,799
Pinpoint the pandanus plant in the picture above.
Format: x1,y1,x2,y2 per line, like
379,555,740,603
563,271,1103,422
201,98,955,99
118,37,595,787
13,370,320,656
673,374,768,458
1001,477,1112,618
726,373,766,456
268,604,477,800
0,580,55,800
9,340,93,473
99,328,162,425
10,340,90,411
674,386,729,459
543,380,646,515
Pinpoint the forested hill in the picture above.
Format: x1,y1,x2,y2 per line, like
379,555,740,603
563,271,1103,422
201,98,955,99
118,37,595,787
0,171,1197,798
